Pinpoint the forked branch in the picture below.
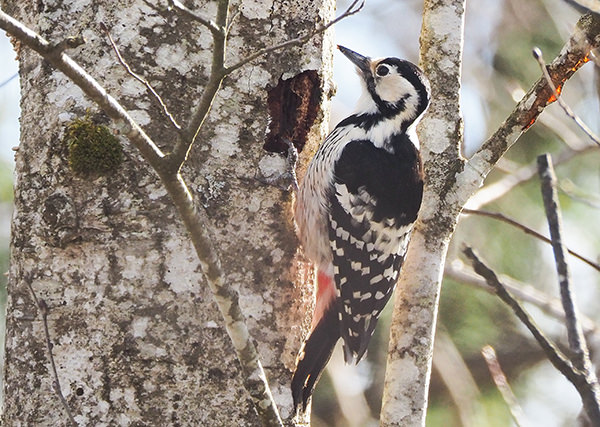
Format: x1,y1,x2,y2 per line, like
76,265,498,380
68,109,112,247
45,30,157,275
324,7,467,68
0,6,284,425
100,22,182,130
467,13,600,191
225,0,365,74
167,0,364,171
533,47,600,147
464,246,600,424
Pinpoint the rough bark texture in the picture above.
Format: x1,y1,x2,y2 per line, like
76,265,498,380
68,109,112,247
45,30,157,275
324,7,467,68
380,1,466,425
2,0,333,425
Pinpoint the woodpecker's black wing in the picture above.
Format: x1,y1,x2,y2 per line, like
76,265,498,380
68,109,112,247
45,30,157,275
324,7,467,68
328,135,423,363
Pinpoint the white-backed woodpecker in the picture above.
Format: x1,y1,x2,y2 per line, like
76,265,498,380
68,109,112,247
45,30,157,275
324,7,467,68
292,45,431,413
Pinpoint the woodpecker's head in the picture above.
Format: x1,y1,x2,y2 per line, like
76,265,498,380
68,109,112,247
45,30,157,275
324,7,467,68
338,45,430,130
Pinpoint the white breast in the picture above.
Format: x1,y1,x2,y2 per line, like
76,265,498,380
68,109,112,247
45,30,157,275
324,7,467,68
295,125,367,268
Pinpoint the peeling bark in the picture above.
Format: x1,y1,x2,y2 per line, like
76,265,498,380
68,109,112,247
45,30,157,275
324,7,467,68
2,0,334,425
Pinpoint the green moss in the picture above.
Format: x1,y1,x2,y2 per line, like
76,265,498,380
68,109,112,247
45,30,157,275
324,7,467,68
65,116,123,176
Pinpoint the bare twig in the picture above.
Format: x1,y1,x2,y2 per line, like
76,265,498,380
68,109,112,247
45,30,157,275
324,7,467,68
434,329,483,427
537,154,598,379
562,0,600,15
465,145,594,210
461,208,600,272
24,281,77,426
463,247,579,381
224,0,365,74
533,47,600,147
168,0,230,170
168,0,364,171
100,22,182,130
468,13,600,181
463,245,600,424
39,300,78,427
0,72,18,88
560,178,600,209
167,0,222,35
226,3,241,35
481,345,526,427
444,260,598,334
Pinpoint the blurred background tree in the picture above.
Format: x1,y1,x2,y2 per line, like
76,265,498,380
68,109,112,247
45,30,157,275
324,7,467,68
1,0,598,425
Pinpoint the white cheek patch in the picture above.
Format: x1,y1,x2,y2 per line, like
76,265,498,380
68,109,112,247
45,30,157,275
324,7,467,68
375,75,418,105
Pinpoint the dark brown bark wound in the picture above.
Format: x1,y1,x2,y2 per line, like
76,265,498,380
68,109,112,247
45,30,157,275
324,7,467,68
265,70,322,154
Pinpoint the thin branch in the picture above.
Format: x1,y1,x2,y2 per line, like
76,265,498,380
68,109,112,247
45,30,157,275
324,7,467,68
444,260,598,334
560,178,600,209
163,2,285,423
463,245,600,424
533,47,600,147
226,3,241,35
434,329,483,427
461,208,600,272
159,172,284,427
39,300,78,427
167,0,223,35
462,247,580,382
100,22,182,130
563,0,600,14
168,0,364,172
168,0,230,170
24,281,77,426
224,0,365,75
537,154,597,375
465,145,594,210
0,72,18,88
467,13,600,189
481,345,526,427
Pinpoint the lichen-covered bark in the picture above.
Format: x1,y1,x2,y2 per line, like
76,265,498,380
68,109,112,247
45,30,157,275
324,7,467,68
2,0,333,425
380,1,466,425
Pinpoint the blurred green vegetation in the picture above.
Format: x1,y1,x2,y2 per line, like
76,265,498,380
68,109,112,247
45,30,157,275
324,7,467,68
0,160,12,203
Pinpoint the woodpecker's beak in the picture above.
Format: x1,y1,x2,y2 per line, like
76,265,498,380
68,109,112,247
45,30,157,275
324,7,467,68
338,45,372,78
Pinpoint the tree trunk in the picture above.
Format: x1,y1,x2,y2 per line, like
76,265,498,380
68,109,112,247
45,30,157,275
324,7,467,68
2,0,333,425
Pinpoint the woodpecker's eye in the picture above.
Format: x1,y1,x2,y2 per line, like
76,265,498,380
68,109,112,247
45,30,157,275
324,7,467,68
376,65,390,76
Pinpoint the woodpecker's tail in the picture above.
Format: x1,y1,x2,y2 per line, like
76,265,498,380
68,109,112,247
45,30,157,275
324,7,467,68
291,307,339,413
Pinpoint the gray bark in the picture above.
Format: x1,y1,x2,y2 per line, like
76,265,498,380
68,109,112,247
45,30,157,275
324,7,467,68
2,0,333,425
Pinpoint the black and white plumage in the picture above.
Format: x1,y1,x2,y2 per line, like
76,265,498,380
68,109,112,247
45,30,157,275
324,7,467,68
292,45,430,413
